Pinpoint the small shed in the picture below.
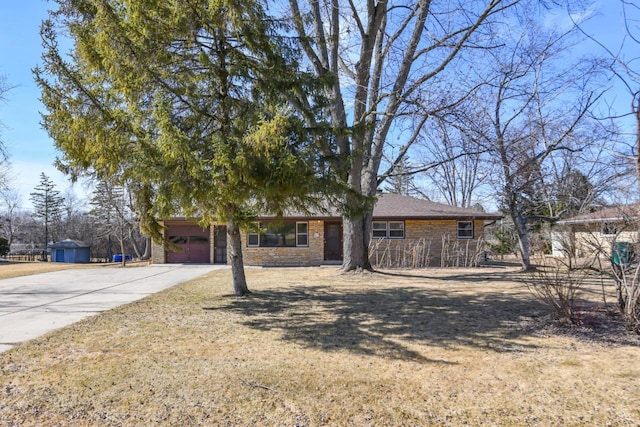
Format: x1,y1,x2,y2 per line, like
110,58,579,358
49,239,91,263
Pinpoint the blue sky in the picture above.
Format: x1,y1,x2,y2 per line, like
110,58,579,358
0,0,91,209
0,0,634,210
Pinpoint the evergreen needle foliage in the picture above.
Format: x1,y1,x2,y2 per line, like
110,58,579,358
29,172,65,256
35,0,330,294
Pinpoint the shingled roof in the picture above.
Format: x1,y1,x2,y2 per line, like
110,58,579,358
558,205,640,225
263,193,501,220
371,193,500,220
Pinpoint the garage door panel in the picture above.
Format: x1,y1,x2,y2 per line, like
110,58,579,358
166,225,210,263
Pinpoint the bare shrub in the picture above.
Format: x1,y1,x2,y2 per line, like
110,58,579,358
609,243,640,333
524,258,585,324
368,236,486,269
577,230,640,333
440,235,485,268
368,238,433,269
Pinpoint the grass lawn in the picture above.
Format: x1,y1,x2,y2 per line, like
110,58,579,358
0,266,639,426
0,261,80,280
0,260,149,280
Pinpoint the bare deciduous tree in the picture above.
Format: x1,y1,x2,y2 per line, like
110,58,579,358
572,0,640,332
90,178,139,266
0,189,23,246
0,75,14,192
417,105,493,208
286,0,520,271
455,15,606,270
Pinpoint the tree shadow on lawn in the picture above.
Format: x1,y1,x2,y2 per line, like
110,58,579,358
375,268,529,285
206,285,548,363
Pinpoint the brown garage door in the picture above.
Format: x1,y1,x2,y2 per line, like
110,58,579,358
166,225,210,263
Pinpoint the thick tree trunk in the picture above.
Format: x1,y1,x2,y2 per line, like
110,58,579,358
342,215,372,271
227,219,250,296
512,212,535,271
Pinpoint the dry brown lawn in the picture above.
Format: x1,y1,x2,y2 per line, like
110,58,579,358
1,266,639,426
0,260,149,281
0,261,80,280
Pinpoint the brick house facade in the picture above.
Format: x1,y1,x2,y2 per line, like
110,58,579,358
151,193,501,267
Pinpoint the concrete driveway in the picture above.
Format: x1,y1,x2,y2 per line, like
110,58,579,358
0,264,224,353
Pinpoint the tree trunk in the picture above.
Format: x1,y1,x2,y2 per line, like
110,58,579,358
227,218,250,296
119,235,126,267
142,236,151,260
342,215,372,271
512,212,535,271
635,93,640,210
129,228,142,260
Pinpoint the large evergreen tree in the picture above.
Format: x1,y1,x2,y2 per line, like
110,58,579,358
29,172,65,259
35,0,325,295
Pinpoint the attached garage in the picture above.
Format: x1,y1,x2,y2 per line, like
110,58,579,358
165,224,211,263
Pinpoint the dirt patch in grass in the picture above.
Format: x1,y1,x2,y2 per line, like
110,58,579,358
1,267,639,426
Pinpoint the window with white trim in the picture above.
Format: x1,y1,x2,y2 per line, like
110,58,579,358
372,221,388,238
296,222,309,246
247,228,259,247
371,221,405,239
388,221,404,238
457,221,474,239
246,221,309,247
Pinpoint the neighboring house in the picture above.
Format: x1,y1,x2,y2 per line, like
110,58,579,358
552,205,640,258
49,239,91,263
151,193,502,267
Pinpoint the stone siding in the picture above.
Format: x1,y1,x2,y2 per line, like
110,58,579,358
369,219,485,267
151,233,165,264
151,218,487,267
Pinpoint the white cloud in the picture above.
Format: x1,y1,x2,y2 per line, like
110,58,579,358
542,3,598,32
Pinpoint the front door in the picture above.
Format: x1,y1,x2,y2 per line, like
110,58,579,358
214,225,227,264
324,222,343,261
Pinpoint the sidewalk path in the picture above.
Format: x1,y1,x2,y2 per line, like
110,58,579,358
0,264,224,353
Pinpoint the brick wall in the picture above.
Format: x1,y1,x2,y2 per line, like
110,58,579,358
369,219,486,267
150,231,165,264
151,218,487,267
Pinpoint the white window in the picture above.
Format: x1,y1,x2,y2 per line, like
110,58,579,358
372,221,405,239
372,221,388,238
457,221,474,239
296,222,309,246
388,221,405,239
247,223,260,247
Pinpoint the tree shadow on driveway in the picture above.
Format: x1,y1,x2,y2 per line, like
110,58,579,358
206,284,547,363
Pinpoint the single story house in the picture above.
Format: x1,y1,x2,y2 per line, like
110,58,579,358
151,193,502,267
49,239,91,263
552,205,640,258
